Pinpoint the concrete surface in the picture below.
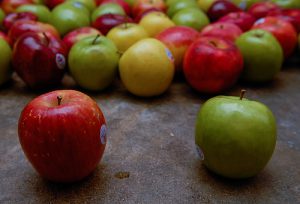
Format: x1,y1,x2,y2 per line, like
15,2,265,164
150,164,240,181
0,58,300,203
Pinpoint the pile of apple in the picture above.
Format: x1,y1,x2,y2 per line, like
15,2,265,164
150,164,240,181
0,0,299,96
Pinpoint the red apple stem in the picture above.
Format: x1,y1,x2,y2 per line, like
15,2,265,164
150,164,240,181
57,96,62,106
92,34,100,45
240,89,246,100
209,40,217,47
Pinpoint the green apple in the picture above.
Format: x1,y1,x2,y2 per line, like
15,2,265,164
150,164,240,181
68,35,120,91
16,4,51,23
0,39,12,86
195,91,277,179
197,0,217,12
124,0,136,7
107,23,149,53
230,0,260,10
172,8,209,30
66,0,96,12
0,8,5,29
271,0,300,9
119,38,175,97
50,2,90,36
236,29,283,83
91,3,125,22
167,0,198,18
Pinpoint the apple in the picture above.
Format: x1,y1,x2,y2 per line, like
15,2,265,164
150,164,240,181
0,8,5,30
119,38,175,97
0,38,12,86
200,22,242,42
207,0,242,22
167,0,198,18
63,27,102,52
1,0,36,14
8,20,60,45
66,0,96,12
68,35,120,91
156,25,200,72
235,29,283,83
43,0,65,9
183,36,243,94
139,11,175,37
271,0,300,9
248,2,281,20
50,2,90,36
0,31,12,45
92,13,133,35
132,0,166,18
3,12,37,32
268,9,300,33
197,0,217,13
100,0,131,16
217,11,255,32
12,32,67,89
252,16,298,58
172,8,210,31
230,0,260,10
16,4,51,23
91,3,126,22
107,23,149,53
18,90,107,182
133,7,161,23
195,90,277,179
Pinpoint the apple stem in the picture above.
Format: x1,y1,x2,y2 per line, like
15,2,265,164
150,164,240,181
57,96,62,106
209,40,217,47
92,34,100,45
117,50,124,56
240,89,246,100
42,32,49,45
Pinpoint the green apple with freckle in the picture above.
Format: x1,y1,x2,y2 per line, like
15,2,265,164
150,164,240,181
68,35,120,91
16,4,51,23
91,3,125,22
0,38,12,86
195,90,277,179
271,0,300,9
167,0,198,18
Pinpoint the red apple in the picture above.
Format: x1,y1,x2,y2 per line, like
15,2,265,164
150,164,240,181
92,13,133,35
132,0,166,18
3,11,38,32
0,31,12,45
1,0,36,14
63,27,102,52
8,20,60,44
268,9,300,33
12,32,67,89
217,11,256,31
252,16,298,58
18,90,107,183
156,25,200,72
207,0,242,22
100,0,131,16
183,36,243,94
43,0,65,9
200,22,243,42
134,7,161,23
248,2,281,20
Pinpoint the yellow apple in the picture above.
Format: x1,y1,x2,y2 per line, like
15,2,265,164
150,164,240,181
197,0,217,12
106,23,149,53
139,12,175,37
119,38,175,97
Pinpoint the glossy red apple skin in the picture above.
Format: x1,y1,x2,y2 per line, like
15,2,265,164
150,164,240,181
207,0,242,22
8,20,60,45
100,0,131,16
268,9,300,33
43,0,65,9
156,26,200,72
132,0,166,18
1,0,36,14
217,11,256,32
252,17,298,58
18,90,107,183
248,2,281,20
12,32,67,89
3,12,38,32
63,27,102,53
92,13,133,35
200,22,243,42
183,36,243,94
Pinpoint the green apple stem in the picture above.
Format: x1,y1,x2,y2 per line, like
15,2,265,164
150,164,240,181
240,89,246,100
57,96,62,106
92,34,100,45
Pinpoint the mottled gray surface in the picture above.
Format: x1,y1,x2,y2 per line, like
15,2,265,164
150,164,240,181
0,59,300,203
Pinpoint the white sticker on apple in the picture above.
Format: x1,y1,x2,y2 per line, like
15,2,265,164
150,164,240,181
100,124,107,145
73,1,83,8
255,18,265,25
56,53,66,70
196,145,204,161
165,48,174,63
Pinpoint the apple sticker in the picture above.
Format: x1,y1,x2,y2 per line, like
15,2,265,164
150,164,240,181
165,48,174,63
56,53,66,70
100,124,107,144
